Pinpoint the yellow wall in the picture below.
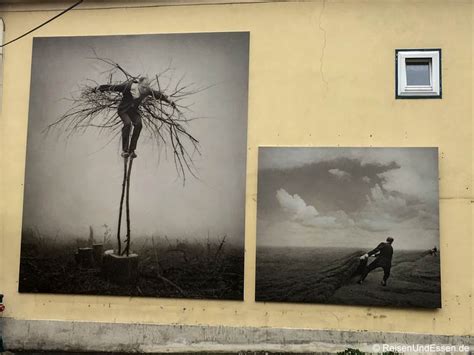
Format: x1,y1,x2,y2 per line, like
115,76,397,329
0,0,472,336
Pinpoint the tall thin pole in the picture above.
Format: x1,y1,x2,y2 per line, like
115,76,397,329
124,157,134,256
116,157,128,255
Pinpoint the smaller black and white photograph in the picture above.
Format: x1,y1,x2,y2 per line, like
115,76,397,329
256,147,441,308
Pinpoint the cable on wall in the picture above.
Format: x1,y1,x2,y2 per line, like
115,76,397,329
0,0,83,49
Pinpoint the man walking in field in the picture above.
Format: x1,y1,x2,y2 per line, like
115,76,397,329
96,76,176,158
357,237,394,286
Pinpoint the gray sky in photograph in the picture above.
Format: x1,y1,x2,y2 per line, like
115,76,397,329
22,32,249,245
257,147,439,250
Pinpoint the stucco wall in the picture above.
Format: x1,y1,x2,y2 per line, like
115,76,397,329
0,0,472,342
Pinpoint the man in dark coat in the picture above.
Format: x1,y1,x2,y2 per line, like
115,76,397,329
97,76,176,158
358,237,394,286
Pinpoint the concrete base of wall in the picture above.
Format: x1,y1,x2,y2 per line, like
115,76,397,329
1,318,472,353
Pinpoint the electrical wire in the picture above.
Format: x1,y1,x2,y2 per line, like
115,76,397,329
0,0,285,48
0,0,83,48
0,0,280,13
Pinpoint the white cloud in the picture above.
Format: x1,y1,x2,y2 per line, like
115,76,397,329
379,168,438,203
328,168,351,180
362,176,371,183
276,188,319,222
356,184,419,233
276,188,354,229
368,184,408,212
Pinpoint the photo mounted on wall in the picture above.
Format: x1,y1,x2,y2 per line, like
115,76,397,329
19,32,249,300
256,147,441,308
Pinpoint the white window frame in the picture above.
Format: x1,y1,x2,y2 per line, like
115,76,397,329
396,49,441,99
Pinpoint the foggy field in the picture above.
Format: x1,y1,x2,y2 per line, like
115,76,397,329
19,229,244,300
256,247,441,308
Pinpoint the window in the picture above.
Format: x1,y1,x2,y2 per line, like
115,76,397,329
396,49,441,99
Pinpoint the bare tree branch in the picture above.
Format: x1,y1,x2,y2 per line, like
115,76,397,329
46,57,203,182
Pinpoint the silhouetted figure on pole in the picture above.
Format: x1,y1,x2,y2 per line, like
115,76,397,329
50,58,200,258
358,237,394,286
97,76,176,158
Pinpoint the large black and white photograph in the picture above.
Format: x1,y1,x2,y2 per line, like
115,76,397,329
256,147,441,308
19,32,249,300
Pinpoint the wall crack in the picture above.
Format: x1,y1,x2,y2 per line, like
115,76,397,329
317,0,328,93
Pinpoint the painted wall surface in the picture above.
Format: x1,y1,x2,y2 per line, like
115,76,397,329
0,0,472,336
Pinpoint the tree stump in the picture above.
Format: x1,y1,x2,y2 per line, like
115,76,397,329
92,244,104,265
102,250,139,285
76,247,94,268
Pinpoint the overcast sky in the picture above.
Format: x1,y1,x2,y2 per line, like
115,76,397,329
257,147,439,250
22,32,249,245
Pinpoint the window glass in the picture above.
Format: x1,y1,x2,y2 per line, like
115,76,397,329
406,59,431,86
